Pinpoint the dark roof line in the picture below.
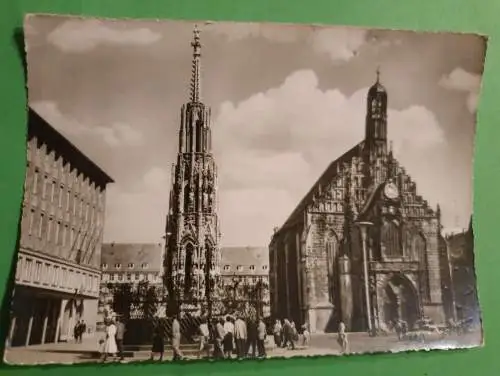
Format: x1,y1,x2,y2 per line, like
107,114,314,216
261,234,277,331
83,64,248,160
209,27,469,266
28,107,114,189
278,141,364,231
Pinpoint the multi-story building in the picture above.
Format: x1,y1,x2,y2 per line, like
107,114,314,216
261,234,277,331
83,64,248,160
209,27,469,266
98,242,165,323
269,72,456,333
446,218,480,325
220,247,270,318
164,25,222,316
8,108,113,347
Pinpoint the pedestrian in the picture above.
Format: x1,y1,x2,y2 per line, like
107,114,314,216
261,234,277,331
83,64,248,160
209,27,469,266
214,318,225,359
338,321,348,353
234,315,247,359
80,320,87,342
282,319,295,350
273,319,282,348
291,321,298,344
394,320,402,340
223,316,235,359
103,320,118,362
115,317,125,361
257,318,267,358
150,327,165,362
246,317,258,358
74,320,81,343
301,323,310,348
171,313,183,361
198,317,211,359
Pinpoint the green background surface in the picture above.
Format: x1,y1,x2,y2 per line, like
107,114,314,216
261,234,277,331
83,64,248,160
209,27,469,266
0,0,498,375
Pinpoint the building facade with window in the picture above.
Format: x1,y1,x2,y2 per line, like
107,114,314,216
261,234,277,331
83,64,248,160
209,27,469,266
98,243,165,324
445,218,480,325
220,247,270,318
8,108,113,347
269,74,455,333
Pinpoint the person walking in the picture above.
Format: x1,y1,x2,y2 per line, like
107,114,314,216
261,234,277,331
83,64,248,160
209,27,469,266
234,316,247,359
198,317,211,359
214,318,225,359
223,316,235,359
115,317,126,361
80,320,87,342
102,320,118,362
338,321,348,354
257,319,267,358
246,317,258,358
282,319,295,350
301,323,310,348
74,320,81,343
150,327,165,361
273,319,282,348
171,314,183,361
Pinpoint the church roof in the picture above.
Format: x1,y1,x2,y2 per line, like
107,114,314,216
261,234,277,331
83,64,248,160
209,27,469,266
220,246,269,276
101,243,164,273
278,141,365,231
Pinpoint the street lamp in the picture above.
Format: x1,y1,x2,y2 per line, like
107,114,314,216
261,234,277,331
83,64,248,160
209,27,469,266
355,221,375,336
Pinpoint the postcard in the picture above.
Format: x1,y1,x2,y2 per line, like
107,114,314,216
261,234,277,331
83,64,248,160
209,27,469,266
3,14,485,364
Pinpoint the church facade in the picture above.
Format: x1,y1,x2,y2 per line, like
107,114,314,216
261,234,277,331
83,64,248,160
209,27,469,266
269,73,455,333
164,26,222,316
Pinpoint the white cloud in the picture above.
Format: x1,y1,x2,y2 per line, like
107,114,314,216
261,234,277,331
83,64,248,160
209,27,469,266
205,22,301,43
47,19,161,53
31,100,144,147
311,28,367,62
439,67,482,113
214,69,445,246
206,22,367,62
104,167,170,243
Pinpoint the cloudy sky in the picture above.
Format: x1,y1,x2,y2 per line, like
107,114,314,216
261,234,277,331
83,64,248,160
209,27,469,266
24,15,485,246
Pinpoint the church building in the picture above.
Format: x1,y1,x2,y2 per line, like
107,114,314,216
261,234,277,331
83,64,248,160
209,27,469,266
164,26,222,316
269,72,455,333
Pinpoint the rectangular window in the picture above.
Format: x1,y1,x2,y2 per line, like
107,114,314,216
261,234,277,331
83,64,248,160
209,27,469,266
62,225,67,247
33,170,39,194
72,196,77,216
47,218,53,243
42,176,50,199
38,214,45,238
70,228,75,248
65,191,70,210
50,181,56,202
28,209,35,235
56,221,63,245
58,186,64,207
85,203,89,222
25,258,33,281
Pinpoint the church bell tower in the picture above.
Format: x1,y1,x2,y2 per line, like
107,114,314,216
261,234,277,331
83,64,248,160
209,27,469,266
363,68,389,187
165,25,221,315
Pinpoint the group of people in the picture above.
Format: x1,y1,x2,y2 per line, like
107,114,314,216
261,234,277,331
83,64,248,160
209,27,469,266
272,319,310,350
100,315,351,362
73,320,87,343
100,317,126,362
196,315,268,359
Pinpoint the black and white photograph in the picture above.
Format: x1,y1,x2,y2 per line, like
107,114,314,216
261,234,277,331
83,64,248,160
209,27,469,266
4,14,485,364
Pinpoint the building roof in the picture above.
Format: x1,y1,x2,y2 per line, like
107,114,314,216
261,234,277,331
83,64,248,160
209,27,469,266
101,243,164,273
278,141,364,231
28,107,114,189
220,246,269,276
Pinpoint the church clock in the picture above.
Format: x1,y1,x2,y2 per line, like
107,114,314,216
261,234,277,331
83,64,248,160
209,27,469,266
383,181,399,200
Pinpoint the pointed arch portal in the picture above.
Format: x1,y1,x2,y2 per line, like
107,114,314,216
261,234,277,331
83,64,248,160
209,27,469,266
383,274,419,330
